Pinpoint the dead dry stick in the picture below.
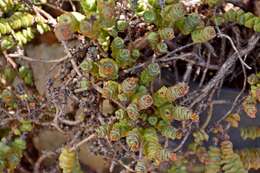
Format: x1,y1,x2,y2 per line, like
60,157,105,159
201,102,213,130
211,55,248,130
9,53,70,63
68,0,76,11
34,151,56,173
183,63,193,83
199,53,211,87
217,33,251,70
189,34,259,108
33,5,57,26
161,42,196,59
124,43,197,74
58,117,82,125
173,131,190,152
3,51,17,68
117,160,135,172
61,41,83,77
71,133,96,151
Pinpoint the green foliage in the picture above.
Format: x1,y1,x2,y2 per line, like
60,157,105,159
143,9,157,23
175,13,204,35
220,140,247,173
167,158,188,173
173,105,199,121
205,146,221,173
0,138,26,173
126,128,141,151
140,63,160,86
240,126,260,140
135,160,147,173
242,72,260,118
0,2,50,50
193,129,209,144
116,19,128,32
98,58,119,79
237,148,260,170
46,1,260,172
191,26,216,43
80,0,97,15
159,124,180,140
223,9,260,32
143,127,161,161
18,66,33,86
161,2,186,26
59,148,83,173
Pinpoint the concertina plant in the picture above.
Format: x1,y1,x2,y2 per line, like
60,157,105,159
0,0,50,50
52,0,260,172
1,0,260,172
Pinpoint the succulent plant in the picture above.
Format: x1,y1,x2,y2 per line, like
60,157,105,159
79,19,98,40
131,48,141,59
115,48,131,67
147,32,160,48
158,27,175,40
143,9,157,23
57,13,80,32
161,2,186,26
193,129,209,144
116,19,128,32
121,77,139,95
175,13,204,35
80,0,97,15
98,58,119,79
59,148,83,173
140,63,160,86
4,1,260,172
102,80,119,99
137,94,153,110
135,160,147,173
126,128,141,151
191,26,216,43
111,36,125,50
127,103,140,120
158,103,175,121
173,106,199,122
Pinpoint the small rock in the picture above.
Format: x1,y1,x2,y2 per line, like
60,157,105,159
101,99,115,115
26,44,65,95
33,129,68,152
78,142,110,173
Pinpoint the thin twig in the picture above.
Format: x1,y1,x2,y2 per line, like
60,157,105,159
189,34,259,108
34,151,56,173
61,41,83,77
117,160,135,172
173,131,190,152
68,0,76,11
123,43,197,73
9,53,70,63
2,51,17,68
201,102,213,130
211,55,248,130
58,117,82,125
91,78,126,109
160,42,196,59
217,33,252,70
183,63,193,83
71,133,96,151
199,53,211,87
33,5,57,26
